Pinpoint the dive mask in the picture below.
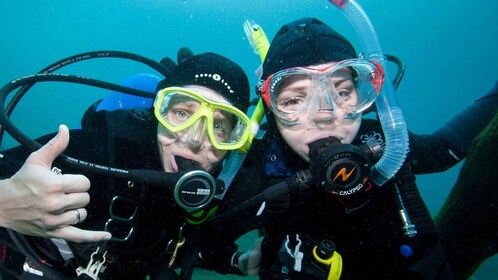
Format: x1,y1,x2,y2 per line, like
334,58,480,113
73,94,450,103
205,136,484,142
259,59,384,125
154,87,255,151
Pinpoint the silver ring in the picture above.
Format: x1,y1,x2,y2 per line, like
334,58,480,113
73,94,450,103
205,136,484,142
73,209,81,225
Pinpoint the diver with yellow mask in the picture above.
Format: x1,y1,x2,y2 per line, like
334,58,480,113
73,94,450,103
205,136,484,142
0,48,258,279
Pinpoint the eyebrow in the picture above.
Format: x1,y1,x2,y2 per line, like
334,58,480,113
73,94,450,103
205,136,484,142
333,76,354,87
286,84,309,92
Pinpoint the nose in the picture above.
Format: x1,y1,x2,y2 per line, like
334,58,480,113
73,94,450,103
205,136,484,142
307,83,338,124
309,110,338,127
309,80,335,112
183,117,209,149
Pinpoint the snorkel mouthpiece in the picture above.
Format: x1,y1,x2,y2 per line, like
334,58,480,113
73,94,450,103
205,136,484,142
329,0,409,185
173,156,222,212
175,156,204,172
308,136,341,161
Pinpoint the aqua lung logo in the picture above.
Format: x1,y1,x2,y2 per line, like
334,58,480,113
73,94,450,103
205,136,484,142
195,73,234,93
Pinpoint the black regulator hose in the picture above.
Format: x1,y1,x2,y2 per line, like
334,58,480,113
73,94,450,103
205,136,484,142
386,54,406,91
207,169,313,224
0,73,180,187
0,50,172,144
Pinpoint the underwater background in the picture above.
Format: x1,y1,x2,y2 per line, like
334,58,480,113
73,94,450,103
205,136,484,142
0,0,496,279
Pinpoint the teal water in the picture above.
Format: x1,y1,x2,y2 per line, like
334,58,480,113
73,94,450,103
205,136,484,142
1,0,496,279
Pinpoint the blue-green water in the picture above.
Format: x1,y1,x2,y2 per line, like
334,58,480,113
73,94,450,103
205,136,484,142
1,0,496,279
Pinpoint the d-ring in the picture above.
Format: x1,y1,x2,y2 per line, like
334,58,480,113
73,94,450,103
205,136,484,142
73,209,81,225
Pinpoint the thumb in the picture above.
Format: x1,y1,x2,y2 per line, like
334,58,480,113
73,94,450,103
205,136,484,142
30,124,70,167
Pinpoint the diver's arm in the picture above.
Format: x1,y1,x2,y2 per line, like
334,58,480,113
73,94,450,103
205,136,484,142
435,110,498,279
0,125,111,242
408,132,460,174
410,81,498,174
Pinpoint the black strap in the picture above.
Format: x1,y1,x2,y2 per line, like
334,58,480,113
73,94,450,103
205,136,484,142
394,165,454,279
178,227,201,280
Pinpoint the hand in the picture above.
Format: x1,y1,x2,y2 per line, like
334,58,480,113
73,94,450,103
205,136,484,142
238,237,263,276
0,125,112,243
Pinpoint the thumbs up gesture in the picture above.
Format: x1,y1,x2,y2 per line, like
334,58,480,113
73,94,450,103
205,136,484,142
0,125,112,243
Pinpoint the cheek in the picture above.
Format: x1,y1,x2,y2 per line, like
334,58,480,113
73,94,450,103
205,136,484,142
342,119,362,143
211,149,227,161
157,126,176,144
276,122,309,159
202,150,227,173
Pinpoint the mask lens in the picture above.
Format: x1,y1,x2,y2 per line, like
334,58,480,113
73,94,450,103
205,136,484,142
331,61,380,113
159,91,201,127
212,107,249,146
271,73,310,115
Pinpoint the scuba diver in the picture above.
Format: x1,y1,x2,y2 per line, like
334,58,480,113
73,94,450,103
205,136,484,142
434,87,498,280
0,48,257,279
197,7,498,279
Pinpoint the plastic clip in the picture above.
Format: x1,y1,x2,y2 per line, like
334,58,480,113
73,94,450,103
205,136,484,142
284,234,304,272
76,247,108,280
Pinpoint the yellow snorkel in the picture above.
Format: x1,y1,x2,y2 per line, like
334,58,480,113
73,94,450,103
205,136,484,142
214,20,269,200
243,19,270,63
242,19,269,132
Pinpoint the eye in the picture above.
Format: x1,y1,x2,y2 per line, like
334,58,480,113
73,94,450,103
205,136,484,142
333,78,357,104
213,122,230,142
162,107,193,125
276,94,305,114
280,97,303,107
174,110,189,120
337,89,353,100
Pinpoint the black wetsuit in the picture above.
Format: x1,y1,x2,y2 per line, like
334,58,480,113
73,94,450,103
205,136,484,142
0,109,189,279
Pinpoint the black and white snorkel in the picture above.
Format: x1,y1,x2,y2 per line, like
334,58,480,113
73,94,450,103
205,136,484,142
329,0,409,185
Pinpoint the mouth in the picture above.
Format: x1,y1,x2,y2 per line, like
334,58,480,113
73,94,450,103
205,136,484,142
172,155,204,173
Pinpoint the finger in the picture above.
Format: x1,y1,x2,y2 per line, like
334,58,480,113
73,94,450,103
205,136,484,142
59,174,91,193
60,208,88,226
48,226,112,243
29,124,70,168
57,193,90,213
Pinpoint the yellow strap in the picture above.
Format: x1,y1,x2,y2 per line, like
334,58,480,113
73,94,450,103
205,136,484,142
328,251,343,280
312,246,343,280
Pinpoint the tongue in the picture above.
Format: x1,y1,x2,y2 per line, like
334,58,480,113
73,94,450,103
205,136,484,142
175,156,205,172
307,136,341,161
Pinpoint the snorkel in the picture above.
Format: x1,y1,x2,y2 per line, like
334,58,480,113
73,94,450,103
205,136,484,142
215,21,268,199
329,0,409,185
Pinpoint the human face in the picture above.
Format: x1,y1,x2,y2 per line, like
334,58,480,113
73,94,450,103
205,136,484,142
157,85,231,173
261,59,382,126
272,63,364,162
